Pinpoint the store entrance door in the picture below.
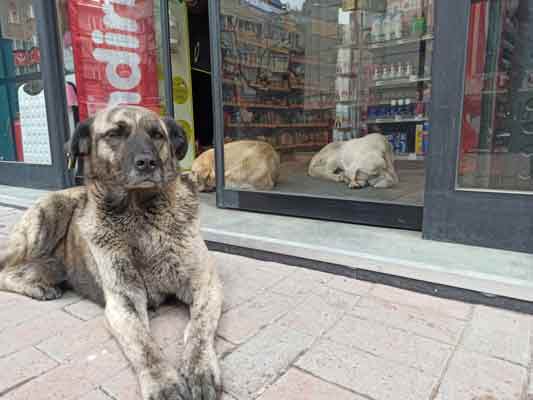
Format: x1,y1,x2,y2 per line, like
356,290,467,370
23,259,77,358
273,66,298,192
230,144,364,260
210,0,434,230
424,0,533,253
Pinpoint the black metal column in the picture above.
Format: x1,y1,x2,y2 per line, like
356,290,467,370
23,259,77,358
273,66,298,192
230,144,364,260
33,0,72,187
160,0,174,118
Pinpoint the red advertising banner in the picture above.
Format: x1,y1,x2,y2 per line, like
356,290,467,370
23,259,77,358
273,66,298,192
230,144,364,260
68,0,160,120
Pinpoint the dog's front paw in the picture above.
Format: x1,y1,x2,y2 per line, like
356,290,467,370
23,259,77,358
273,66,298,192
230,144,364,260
183,346,221,400
140,364,190,400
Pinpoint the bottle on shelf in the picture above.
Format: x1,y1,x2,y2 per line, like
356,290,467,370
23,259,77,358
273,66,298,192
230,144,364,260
383,10,392,41
393,6,403,40
371,15,383,43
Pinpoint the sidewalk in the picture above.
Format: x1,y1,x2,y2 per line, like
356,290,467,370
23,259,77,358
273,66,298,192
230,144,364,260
0,204,532,400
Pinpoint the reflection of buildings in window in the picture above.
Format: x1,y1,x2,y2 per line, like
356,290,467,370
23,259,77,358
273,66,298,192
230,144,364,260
459,0,533,192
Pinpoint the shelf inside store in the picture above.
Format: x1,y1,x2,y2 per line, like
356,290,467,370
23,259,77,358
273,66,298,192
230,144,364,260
275,143,328,152
226,123,331,129
224,102,288,110
364,34,434,50
249,83,291,93
371,76,431,88
365,117,429,124
395,153,425,161
223,102,335,110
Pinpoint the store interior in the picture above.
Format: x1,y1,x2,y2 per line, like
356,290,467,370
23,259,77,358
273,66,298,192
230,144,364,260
211,0,434,206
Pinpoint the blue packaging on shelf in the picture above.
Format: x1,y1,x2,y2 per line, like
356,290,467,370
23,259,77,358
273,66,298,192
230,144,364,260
386,134,395,149
422,122,430,154
393,132,401,153
399,132,408,153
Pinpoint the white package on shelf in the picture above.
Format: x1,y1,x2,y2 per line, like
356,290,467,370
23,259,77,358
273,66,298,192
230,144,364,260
18,84,52,165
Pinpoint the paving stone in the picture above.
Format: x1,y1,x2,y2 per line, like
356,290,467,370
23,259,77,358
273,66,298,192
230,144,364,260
221,393,238,400
350,296,466,344
221,280,265,312
434,350,527,400
214,253,290,289
0,309,84,357
216,336,236,358
0,291,81,331
0,347,58,395
150,305,189,366
221,323,314,400
370,285,472,320
0,206,18,215
100,367,141,400
64,299,104,321
4,340,128,400
327,275,373,295
0,212,22,230
278,289,358,337
257,368,366,400
461,305,531,366
219,291,296,344
77,389,113,400
37,317,112,363
326,314,453,376
270,269,331,300
296,338,438,400
0,291,32,311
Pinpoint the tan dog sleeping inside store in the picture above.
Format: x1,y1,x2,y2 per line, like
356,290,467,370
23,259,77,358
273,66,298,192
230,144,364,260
191,140,280,192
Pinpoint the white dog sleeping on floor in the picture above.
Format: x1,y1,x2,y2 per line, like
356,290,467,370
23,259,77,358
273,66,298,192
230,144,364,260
308,133,399,189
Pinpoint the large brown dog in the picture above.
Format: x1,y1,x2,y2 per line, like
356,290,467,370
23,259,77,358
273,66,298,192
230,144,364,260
0,106,223,400
191,140,280,192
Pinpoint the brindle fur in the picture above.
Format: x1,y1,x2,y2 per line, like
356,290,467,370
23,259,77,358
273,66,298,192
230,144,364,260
0,106,223,400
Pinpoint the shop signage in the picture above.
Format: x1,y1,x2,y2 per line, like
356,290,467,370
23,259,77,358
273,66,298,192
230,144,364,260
68,0,160,119
13,47,40,66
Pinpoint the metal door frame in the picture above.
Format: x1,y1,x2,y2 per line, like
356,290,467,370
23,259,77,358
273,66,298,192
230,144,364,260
423,0,533,253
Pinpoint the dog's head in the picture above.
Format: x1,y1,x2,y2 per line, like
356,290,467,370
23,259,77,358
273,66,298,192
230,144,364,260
190,149,216,192
67,106,188,190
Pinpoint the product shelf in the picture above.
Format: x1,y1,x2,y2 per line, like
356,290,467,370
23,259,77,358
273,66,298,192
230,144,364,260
226,123,331,129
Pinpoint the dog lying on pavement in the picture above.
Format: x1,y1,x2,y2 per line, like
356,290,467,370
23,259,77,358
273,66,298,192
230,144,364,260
308,133,399,189
0,106,223,400
191,140,280,192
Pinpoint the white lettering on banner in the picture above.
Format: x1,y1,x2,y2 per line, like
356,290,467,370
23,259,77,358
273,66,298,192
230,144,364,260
102,0,138,32
93,49,141,90
109,91,142,105
92,30,140,49
89,0,145,106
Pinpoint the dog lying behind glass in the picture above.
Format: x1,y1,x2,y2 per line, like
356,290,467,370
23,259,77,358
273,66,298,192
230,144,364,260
191,140,280,192
0,106,223,400
308,133,399,189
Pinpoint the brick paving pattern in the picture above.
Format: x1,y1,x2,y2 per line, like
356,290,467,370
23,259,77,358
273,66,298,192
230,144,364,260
0,207,532,399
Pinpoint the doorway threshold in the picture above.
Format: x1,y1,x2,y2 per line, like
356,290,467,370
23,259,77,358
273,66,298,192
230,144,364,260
199,194,533,305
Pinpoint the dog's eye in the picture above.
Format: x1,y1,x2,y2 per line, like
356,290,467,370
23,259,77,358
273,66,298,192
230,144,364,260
106,129,124,139
150,130,164,140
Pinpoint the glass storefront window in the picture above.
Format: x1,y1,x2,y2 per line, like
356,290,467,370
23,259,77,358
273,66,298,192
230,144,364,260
0,0,51,165
218,0,434,205
458,0,533,193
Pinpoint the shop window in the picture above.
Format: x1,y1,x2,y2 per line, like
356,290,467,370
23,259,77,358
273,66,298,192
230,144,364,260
458,0,533,193
218,0,434,205
0,0,51,165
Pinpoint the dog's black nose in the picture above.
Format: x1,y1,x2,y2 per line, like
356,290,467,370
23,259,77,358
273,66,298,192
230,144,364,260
134,154,158,172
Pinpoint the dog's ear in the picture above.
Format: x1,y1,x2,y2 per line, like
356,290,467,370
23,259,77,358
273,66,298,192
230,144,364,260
65,117,93,168
162,117,188,161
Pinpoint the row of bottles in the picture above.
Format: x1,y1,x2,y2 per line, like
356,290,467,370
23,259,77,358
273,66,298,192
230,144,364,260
369,0,430,43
